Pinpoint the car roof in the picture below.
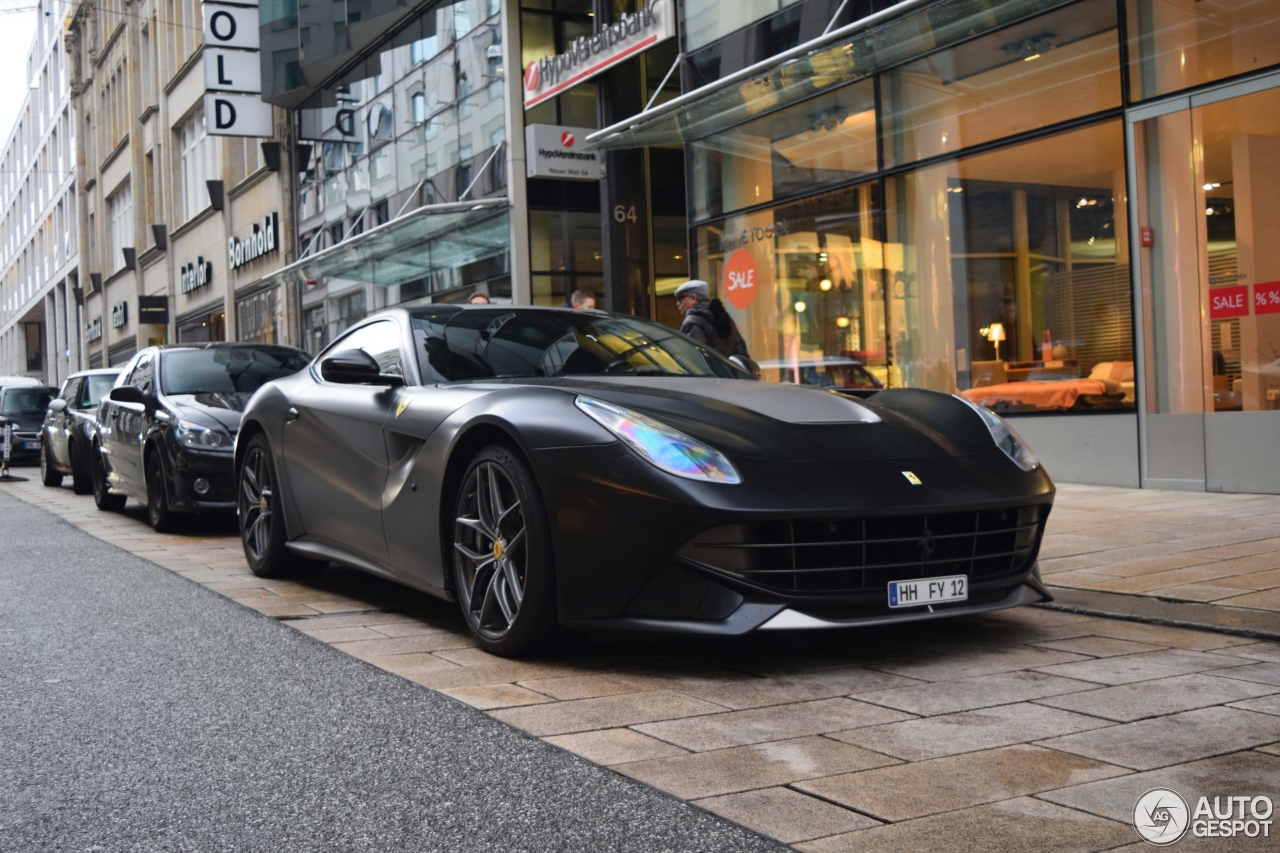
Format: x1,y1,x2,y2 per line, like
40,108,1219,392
66,368,122,378
0,384,56,394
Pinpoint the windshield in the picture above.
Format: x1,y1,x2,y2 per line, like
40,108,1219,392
2,387,54,414
411,308,751,381
160,347,311,395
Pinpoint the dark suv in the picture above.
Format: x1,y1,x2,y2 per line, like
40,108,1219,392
93,343,311,530
40,368,122,492
0,385,57,467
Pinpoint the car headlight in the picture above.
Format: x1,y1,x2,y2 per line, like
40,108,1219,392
176,418,229,449
955,396,1039,472
575,395,741,484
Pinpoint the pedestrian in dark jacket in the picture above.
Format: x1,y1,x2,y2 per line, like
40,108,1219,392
674,280,750,360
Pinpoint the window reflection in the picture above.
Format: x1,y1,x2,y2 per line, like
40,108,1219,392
692,79,876,220
1127,0,1280,101
881,0,1120,167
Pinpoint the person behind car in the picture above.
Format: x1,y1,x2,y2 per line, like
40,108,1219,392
674,280,750,360
467,292,490,304
569,289,597,310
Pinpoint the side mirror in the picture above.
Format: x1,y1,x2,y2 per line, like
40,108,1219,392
48,399,67,413
320,350,404,387
108,385,148,405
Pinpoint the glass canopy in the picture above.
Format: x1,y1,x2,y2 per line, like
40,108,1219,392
264,200,510,290
586,0,1078,150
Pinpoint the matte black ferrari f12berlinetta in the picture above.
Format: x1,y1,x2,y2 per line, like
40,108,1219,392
235,306,1055,655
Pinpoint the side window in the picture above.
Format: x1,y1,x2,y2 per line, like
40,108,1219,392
59,378,79,404
82,375,115,408
323,321,405,378
131,355,155,395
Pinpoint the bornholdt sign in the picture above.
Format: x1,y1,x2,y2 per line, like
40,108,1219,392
228,213,278,271
522,0,674,109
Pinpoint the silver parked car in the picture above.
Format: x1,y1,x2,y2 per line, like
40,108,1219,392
40,369,122,492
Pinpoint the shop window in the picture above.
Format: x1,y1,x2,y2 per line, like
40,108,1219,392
684,0,791,53
885,120,1133,411
695,182,889,388
1135,84,1280,415
1127,0,1280,101
881,0,1121,168
237,289,281,344
691,78,876,220
303,305,327,354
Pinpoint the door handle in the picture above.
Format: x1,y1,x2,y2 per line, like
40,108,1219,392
285,407,300,424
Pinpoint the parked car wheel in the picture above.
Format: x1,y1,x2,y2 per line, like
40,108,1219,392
39,439,62,487
68,440,92,495
238,433,324,578
451,445,557,657
91,447,126,512
146,454,177,533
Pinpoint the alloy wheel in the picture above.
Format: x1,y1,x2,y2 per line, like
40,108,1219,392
453,461,527,641
240,445,274,563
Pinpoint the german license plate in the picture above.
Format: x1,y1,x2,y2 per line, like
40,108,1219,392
888,575,968,608
24,441,39,450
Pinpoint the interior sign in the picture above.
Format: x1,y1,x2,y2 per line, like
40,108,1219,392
228,213,278,270
523,0,674,109
524,126,601,180
203,2,272,137
180,257,214,294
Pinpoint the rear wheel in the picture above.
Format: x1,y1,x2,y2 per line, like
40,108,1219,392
146,454,177,533
451,444,556,657
239,433,323,578
91,447,126,512
39,439,62,487
68,440,92,494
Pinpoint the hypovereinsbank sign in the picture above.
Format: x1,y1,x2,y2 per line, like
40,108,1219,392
522,0,675,109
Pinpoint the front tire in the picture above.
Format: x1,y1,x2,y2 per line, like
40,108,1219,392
238,433,323,578
146,454,177,533
91,447,126,512
40,439,63,487
451,444,556,657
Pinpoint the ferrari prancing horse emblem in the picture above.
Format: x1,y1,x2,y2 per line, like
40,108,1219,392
395,396,412,417
902,471,922,485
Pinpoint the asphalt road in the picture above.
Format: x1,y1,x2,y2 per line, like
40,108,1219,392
0,490,784,852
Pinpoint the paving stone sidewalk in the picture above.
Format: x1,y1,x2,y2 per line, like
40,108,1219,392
1043,484,1280,612
4,473,1280,851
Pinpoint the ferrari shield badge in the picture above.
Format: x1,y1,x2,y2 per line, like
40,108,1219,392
395,396,412,418
902,471,922,485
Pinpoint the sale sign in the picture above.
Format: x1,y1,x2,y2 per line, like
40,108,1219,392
722,249,759,310
1254,281,1280,315
1210,285,1250,319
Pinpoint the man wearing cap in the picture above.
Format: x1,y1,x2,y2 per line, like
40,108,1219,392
674,280,751,360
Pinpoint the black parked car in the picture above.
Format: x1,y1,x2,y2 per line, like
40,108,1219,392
93,343,311,530
40,368,122,492
235,307,1054,656
0,385,57,467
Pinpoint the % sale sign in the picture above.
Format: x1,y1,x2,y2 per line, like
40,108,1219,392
1255,281,1280,315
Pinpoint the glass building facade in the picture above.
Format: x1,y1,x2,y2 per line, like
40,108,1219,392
603,0,1280,492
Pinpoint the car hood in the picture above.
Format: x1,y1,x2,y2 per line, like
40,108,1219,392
2,411,46,431
485,377,998,462
166,392,251,432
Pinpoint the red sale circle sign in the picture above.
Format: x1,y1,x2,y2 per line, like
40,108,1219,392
723,249,759,310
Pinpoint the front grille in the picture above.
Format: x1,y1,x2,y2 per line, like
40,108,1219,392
676,505,1045,594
